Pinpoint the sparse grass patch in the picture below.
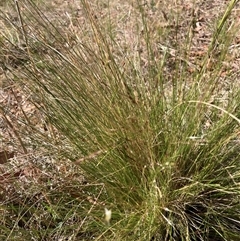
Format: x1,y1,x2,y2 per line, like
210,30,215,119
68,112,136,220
0,0,240,240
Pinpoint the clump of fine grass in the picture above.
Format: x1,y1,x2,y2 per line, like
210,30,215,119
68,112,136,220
1,0,240,240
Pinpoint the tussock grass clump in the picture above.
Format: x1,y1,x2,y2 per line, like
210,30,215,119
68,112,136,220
0,0,240,240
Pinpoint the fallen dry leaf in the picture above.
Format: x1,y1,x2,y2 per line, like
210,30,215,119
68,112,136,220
0,150,14,164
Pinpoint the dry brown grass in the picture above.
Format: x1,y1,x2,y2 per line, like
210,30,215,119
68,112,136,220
0,0,240,240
